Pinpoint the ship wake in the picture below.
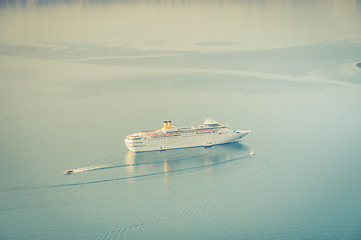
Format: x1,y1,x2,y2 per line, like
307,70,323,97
53,154,250,188
63,152,205,175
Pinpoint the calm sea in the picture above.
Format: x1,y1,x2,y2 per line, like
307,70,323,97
1,0,361,239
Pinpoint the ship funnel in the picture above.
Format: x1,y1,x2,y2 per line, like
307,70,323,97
163,121,168,129
167,121,172,129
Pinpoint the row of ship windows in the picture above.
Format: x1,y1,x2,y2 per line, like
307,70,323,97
127,137,141,140
130,133,227,147
128,128,228,140
129,145,145,147
149,132,217,137
150,131,228,137
131,130,229,140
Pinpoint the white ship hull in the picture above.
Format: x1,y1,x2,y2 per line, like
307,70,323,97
125,119,250,153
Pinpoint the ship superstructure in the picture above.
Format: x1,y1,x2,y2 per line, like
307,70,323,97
124,119,250,152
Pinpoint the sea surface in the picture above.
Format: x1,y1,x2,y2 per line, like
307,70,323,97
1,1,361,239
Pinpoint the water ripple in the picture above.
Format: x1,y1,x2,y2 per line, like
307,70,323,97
67,152,205,174
87,155,272,239
50,155,250,188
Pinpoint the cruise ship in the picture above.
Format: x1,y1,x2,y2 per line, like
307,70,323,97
125,119,250,152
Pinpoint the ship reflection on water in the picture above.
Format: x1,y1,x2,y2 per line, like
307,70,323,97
60,143,250,186
123,142,250,181
125,151,136,174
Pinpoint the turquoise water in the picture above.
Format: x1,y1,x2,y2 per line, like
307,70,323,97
1,1,361,239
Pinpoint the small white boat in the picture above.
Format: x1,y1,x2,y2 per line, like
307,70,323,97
250,151,254,157
63,169,74,175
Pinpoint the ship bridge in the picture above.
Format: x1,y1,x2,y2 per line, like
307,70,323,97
203,119,220,127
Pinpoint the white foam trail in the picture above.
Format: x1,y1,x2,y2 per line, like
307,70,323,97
162,66,355,86
66,163,120,174
65,53,186,62
63,152,206,175
72,166,106,173
112,65,357,87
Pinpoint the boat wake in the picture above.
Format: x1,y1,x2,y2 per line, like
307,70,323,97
63,152,205,175
52,154,250,188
